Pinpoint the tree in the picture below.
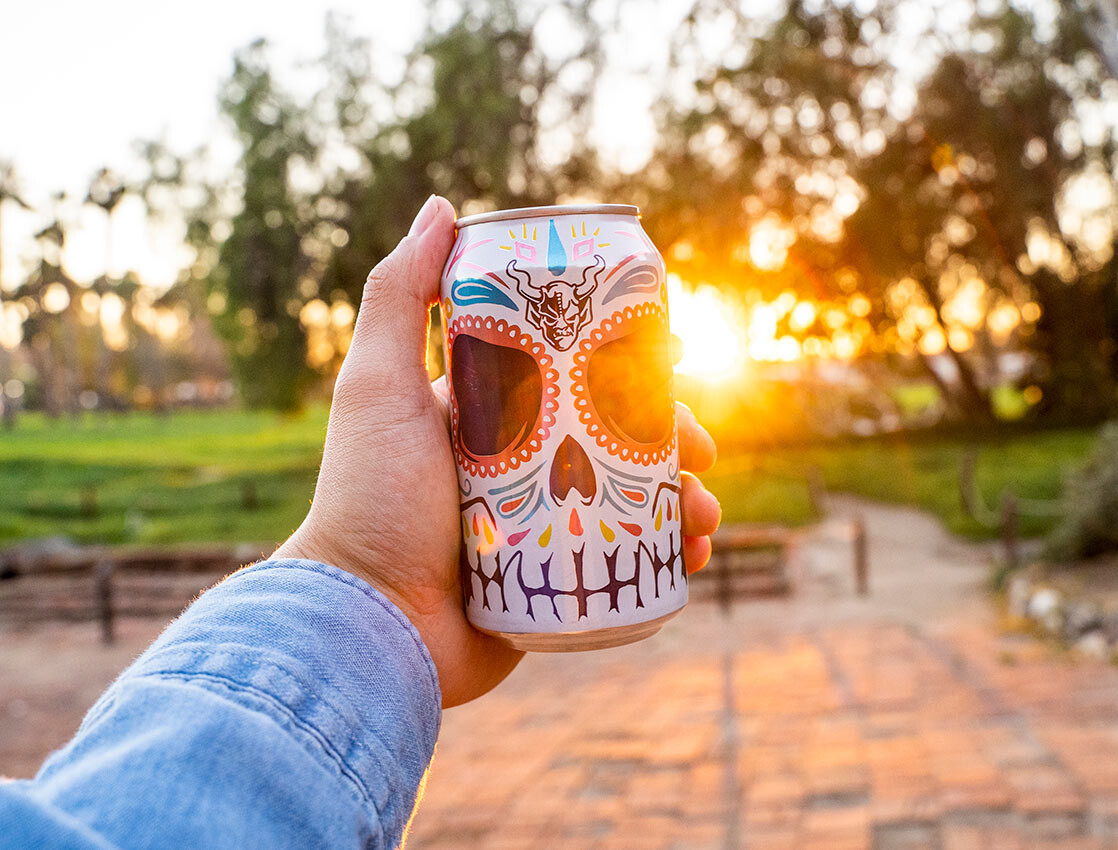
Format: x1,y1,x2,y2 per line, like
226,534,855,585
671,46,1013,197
112,4,605,407
208,39,316,410
628,0,893,270
0,162,31,296
82,168,129,407
627,1,932,412
637,0,1118,424
842,2,1118,423
0,162,31,427
12,204,83,418
321,0,604,305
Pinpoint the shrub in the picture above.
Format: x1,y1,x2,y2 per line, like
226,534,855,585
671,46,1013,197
1046,422,1118,560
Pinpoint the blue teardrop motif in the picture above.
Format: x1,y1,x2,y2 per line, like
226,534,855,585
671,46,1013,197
547,219,566,275
450,278,517,311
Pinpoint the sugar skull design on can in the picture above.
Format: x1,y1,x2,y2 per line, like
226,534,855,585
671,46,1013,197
441,204,685,651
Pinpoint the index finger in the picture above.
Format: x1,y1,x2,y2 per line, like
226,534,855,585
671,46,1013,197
677,402,716,473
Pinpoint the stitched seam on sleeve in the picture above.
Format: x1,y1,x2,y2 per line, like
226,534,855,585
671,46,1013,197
138,668,386,816
231,560,442,708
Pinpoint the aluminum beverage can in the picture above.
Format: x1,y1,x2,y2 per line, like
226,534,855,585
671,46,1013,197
440,204,686,651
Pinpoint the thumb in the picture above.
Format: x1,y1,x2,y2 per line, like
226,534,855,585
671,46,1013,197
345,196,456,391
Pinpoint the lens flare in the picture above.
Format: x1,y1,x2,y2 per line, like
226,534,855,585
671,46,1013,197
667,275,748,382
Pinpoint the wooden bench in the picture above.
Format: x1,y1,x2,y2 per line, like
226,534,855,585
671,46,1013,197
692,516,870,607
692,525,794,605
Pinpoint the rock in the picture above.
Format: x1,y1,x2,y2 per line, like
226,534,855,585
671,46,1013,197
1007,574,1032,618
1027,588,1064,634
1064,601,1103,640
1075,630,1111,660
1102,613,1118,645
0,536,82,575
124,509,146,539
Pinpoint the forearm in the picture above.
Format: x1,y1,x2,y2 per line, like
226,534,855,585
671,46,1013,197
0,559,442,849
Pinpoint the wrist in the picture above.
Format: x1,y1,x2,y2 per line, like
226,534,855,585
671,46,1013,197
273,521,417,625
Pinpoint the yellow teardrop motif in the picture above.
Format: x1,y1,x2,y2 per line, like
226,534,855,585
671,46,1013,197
538,525,552,547
655,506,663,531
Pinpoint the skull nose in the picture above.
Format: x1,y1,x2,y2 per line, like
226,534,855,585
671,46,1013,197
549,435,596,505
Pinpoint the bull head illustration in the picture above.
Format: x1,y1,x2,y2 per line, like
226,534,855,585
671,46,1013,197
506,254,606,351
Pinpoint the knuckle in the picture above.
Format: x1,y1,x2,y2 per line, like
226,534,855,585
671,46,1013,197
333,369,427,427
361,261,394,314
358,246,429,331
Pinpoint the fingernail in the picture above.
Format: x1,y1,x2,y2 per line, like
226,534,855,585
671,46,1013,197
409,194,439,237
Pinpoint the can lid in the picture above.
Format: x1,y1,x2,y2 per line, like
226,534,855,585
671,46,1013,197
456,203,640,228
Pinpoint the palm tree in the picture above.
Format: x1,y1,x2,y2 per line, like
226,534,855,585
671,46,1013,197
0,161,31,295
0,164,32,427
85,168,130,408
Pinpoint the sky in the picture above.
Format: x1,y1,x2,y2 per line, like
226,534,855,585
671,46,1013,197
0,1,427,288
0,1,422,201
1,0,1045,291
0,0,703,290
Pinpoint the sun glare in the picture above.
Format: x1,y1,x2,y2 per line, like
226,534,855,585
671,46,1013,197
748,216,794,271
667,275,748,383
666,272,880,383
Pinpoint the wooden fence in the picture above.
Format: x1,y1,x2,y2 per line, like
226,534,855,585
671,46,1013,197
0,544,265,643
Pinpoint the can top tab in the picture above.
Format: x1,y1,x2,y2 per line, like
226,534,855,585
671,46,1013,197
456,204,640,229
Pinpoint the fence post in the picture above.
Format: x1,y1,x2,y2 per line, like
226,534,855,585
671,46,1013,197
853,515,869,596
959,449,978,522
240,480,259,511
94,559,114,645
718,549,732,615
806,465,827,518
81,484,98,518
1001,492,1019,572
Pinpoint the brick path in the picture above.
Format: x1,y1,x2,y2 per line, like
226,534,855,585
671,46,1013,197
407,502,1118,849
4,500,1118,848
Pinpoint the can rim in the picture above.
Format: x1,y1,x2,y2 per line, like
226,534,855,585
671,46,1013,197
456,203,640,228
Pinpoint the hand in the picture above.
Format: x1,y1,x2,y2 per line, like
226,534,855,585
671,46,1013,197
274,196,721,708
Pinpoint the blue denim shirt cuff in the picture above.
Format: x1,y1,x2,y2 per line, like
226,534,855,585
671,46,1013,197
35,558,442,847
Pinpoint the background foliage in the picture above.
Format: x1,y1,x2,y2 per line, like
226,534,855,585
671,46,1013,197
2,0,1118,554
3,0,1116,422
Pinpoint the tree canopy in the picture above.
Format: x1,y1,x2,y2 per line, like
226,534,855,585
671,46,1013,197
3,0,1117,426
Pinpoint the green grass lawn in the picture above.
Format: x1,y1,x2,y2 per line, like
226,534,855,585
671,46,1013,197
0,408,1100,545
0,408,328,545
705,428,1097,539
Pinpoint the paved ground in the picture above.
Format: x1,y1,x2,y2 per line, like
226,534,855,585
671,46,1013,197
406,500,1118,849
4,498,1118,848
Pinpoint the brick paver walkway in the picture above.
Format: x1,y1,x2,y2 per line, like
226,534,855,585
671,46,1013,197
4,499,1117,848
407,502,1118,849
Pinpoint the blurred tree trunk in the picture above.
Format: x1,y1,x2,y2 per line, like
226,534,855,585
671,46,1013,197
86,171,127,409
1029,267,1117,424
917,274,994,422
210,40,314,410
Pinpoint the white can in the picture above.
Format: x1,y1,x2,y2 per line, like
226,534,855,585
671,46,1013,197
441,204,685,651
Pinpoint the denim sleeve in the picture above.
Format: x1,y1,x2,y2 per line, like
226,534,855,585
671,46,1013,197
0,559,442,850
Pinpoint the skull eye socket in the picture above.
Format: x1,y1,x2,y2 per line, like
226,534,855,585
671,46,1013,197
451,334,541,458
445,316,560,478
587,317,673,444
570,304,677,467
